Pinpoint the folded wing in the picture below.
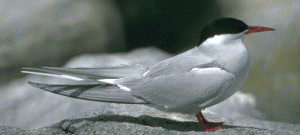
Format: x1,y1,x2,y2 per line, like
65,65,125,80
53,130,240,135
129,67,235,109
28,82,148,104
22,65,148,81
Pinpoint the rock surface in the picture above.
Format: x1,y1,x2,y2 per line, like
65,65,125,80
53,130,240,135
1,103,300,134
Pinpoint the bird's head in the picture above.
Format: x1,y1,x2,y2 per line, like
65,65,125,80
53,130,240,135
198,18,275,45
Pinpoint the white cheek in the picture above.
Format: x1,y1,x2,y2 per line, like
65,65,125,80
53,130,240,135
203,35,225,45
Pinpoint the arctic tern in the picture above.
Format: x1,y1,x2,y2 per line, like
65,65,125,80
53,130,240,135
22,18,275,132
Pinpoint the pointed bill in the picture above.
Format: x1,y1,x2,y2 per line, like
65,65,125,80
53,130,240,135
245,26,275,34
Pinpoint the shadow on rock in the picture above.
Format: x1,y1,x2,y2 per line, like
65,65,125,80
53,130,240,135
58,114,265,132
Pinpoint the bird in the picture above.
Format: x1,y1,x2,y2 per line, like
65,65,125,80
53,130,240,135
22,18,275,132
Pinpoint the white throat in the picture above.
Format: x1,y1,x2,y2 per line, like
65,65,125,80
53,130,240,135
198,32,249,75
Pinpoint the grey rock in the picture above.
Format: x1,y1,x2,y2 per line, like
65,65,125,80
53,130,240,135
0,0,124,69
0,126,27,134
2,103,300,134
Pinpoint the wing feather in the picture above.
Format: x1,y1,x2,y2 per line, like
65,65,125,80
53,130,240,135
22,65,148,81
28,82,147,104
130,67,235,109
144,47,214,77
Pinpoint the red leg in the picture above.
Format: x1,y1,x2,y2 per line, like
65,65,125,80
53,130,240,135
196,112,224,125
196,111,223,132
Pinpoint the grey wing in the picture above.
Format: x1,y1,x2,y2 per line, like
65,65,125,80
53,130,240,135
28,82,147,104
130,67,235,109
22,64,150,104
22,64,148,81
144,47,215,77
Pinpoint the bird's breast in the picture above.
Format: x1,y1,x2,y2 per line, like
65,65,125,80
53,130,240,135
215,49,250,102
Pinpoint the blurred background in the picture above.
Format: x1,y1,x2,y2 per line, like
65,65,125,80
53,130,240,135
0,0,299,129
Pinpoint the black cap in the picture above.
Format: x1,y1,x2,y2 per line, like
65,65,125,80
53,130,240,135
198,18,248,45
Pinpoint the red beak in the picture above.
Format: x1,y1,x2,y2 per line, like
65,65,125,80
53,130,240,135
245,26,275,35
